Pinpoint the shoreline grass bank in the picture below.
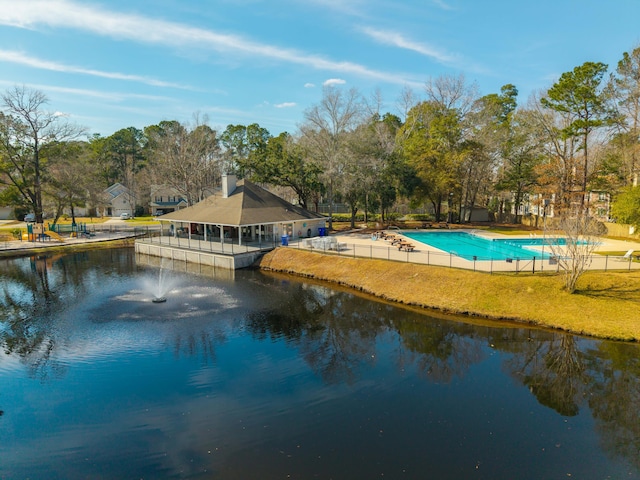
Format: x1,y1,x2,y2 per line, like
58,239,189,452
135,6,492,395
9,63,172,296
0,237,135,259
257,248,640,342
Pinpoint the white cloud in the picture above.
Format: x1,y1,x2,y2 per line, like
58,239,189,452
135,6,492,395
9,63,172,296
0,0,419,86
304,83,316,88
0,49,194,89
360,27,458,65
323,78,346,86
274,102,296,108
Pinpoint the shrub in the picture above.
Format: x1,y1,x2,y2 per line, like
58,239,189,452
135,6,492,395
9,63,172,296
331,213,367,222
404,213,434,221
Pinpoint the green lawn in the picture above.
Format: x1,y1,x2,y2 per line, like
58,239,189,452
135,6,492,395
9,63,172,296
125,216,161,226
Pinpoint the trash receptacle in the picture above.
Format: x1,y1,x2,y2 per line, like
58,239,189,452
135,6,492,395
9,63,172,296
318,227,326,237
281,235,289,246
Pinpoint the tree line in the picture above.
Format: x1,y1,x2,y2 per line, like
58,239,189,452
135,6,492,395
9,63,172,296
2,44,640,231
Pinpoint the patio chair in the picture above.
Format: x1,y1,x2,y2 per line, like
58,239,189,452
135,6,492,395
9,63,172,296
622,249,634,260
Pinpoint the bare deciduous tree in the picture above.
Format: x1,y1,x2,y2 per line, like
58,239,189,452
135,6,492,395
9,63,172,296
301,86,364,229
544,212,604,293
0,86,84,222
146,115,222,206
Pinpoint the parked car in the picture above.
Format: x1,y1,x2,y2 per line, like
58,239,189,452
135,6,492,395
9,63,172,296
24,213,35,222
119,212,131,220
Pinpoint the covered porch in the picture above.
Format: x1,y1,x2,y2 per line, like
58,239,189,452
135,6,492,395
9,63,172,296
137,176,327,269
159,217,325,247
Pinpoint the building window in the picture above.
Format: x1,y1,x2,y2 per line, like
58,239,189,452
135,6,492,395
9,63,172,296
598,192,606,201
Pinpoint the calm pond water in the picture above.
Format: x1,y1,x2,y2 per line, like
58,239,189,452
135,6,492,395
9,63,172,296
0,248,639,479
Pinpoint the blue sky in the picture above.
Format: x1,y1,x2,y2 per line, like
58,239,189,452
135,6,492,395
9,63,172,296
1,0,639,138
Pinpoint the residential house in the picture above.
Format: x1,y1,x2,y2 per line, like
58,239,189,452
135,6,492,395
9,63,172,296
100,183,134,217
516,191,610,222
149,185,187,216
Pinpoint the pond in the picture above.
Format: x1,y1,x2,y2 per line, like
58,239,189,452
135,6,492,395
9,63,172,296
0,249,639,479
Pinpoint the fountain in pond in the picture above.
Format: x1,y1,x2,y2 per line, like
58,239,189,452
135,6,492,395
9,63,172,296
142,258,177,303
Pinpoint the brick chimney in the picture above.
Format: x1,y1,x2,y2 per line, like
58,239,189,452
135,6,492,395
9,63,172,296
222,174,237,198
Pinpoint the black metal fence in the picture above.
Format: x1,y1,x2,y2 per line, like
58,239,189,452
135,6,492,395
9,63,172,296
286,239,640,273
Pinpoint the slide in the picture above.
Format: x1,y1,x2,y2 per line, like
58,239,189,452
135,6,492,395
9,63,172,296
45,230,65,242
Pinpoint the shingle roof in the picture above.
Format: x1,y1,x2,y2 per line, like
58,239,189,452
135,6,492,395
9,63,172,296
104,183,129,199
159,179,325,226
150,200,188,207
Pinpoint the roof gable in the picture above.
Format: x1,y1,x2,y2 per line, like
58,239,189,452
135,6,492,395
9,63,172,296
104,183,130,199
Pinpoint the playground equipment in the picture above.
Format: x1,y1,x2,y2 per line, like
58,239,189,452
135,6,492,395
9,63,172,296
44,230,65,242
24,222,93,242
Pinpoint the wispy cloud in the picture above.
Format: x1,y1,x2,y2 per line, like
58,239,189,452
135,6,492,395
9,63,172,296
0,0,419,86
0,50,194,89
431,0,455,11
48,86,173,103
323,78,346,86
304,83,316,88
303,0,368,18
0,80,174,103
360,26,458,65
274,102,296,108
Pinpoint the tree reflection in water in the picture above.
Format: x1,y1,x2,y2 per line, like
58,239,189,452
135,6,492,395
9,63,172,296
0,249,639,474
395,319,484,382
504,333,588,416
1,254,66,380
254,272,640,471
587,341,640,470
0,250,135,380
246,283,381,385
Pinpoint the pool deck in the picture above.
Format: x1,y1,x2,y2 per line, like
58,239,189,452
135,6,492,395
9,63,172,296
293,228,640,272
327,229,640,253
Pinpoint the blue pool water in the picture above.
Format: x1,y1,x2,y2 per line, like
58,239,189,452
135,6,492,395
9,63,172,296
402,231,555,261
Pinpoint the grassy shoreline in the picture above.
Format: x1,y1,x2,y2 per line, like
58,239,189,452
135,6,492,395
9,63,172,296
257,248,640,342
0,238,135,258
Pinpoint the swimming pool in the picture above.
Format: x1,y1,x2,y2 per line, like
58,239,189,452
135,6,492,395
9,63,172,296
402,231,555,261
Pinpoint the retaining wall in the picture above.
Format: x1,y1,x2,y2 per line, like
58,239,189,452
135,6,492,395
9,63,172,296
134,240,265,270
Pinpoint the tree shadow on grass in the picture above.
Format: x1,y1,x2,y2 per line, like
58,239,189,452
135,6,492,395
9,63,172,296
575,284,640,302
